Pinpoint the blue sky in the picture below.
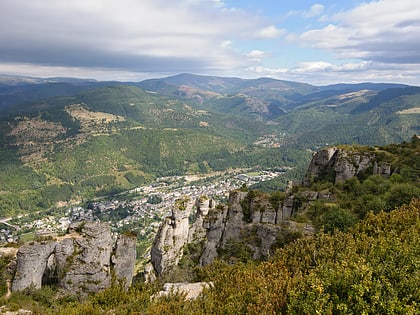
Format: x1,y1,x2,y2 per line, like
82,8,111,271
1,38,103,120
0,0,419,85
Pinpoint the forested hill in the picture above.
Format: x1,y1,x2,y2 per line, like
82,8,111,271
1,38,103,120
0,74,419,215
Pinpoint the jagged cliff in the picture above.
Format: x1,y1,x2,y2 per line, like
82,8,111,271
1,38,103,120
303,147,391,186
149,144,398,279
11,221,136,295
149,191,314,277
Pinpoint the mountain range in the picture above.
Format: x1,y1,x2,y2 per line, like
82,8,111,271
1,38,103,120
0,73,419,215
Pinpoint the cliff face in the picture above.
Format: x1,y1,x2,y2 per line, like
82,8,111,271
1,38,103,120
150,191,313,277
150,198,193,276
303,147,391,186
150,145,396,279
12,222,136,295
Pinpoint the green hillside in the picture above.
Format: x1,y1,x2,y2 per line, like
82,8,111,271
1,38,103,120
0,84,307,216
0,75,419,215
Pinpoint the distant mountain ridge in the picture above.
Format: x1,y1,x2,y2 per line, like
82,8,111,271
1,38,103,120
0,73,419,215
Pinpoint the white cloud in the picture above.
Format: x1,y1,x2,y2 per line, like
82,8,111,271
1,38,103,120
246,50,267,63
246,61,420,85
303,4,325,18
247,50,265,58
254,26,286,39
287,3,325,18
296,0,420,64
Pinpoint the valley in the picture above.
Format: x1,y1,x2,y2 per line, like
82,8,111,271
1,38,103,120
0,168,286,254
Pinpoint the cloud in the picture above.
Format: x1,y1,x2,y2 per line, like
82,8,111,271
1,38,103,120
0,0,275,76
246,50,266,63
303,4,325,18
246,60,420,85
296,0,420,64
254,26,286,39
247,50,265,58
288,3,325,18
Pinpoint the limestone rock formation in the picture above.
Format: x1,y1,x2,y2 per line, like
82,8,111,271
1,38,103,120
150,190,311,277
56,222,114,294
11,221,136,295
112,234,137,288
12,242,57,292
151,197,195,276
199,205,228,266
151,196,217,276
302,147,391,186
149,145,397,280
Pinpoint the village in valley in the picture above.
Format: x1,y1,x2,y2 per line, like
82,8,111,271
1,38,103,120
0,169,286,249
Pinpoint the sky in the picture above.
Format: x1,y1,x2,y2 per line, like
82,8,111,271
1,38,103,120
0,0,420,85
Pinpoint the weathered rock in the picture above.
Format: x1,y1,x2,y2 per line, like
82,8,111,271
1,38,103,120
151,197,194,275
0,305,32,314
112,234,137,288
188,197,213,243
149,189,314,276
199,206,228,265
11,221,136,295
245,224,283,260
12,241,56,291
373,161,391,177
334,152,373,183
250,197,277,224
155,282,213,300
303,147,376,185
219,191,247,247
303,147,337,186
280,195,295,220
143,262,157,283
57,222,113,295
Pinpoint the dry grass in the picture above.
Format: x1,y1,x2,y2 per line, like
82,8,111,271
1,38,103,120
65,104,125,132
397,107,420,114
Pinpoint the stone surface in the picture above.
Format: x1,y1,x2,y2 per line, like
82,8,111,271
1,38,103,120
12,241,56,291
199,206,228,265
11,221,135,295
303,147,377,185
155,282,213,300
151,198,194,275
150,189,314,276
57,222,113,294
112,234,137,288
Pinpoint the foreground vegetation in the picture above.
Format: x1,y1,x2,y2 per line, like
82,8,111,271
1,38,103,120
1,199,418,314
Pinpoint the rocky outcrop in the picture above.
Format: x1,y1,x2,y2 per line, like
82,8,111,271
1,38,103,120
303,147,337,186
151,197,196,276
199,205,228,266
112,234,137,288
150,190,311,277
56,222,114,294
303,147,392,186
150,196,218,276
149,145,398,280
11,222,136,295
12,242,57,292
373,161,391,177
